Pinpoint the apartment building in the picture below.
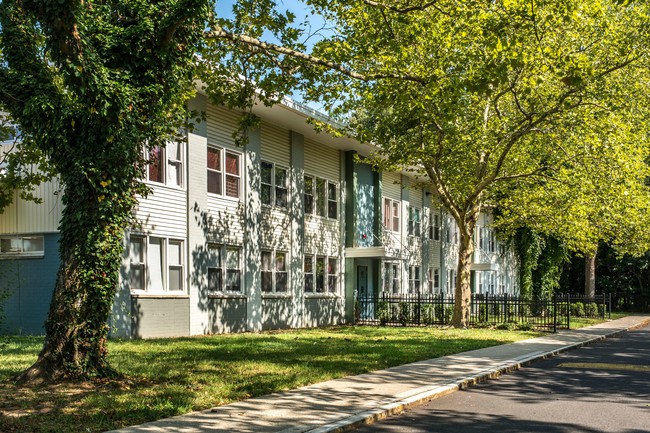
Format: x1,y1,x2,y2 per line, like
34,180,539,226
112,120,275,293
0,95,518,337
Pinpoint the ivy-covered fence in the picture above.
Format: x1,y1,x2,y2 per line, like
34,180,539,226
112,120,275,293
357,292,611,332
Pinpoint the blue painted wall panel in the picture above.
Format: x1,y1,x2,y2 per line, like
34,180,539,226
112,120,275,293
0,233,59,335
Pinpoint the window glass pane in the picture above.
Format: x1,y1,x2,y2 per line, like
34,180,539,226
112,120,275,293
226,247,239,269
261,184,272,205
305,274,314,293
275,167,286,187
208,170,222,194
383,198,391,229
169,267,182,291
276,252,286,271
130,237,144,263
261,251,272,271
168,241,182,266
392,202,400,232
167,141,181,161
327,182,337,219
168,161,182,187
275,168,288,208
261,161,273,184
226,270,241,292
226,175,239,198
148,237,164,291
208,267,222,291
0,238,14,253
130,266,143,291
316,179,326,217
316,257,325,292
22,236,44,253
276,272,287,292
207,147,221,170
148,146,164,183
304,176,314,214
262,272,273,292
225,152,239,175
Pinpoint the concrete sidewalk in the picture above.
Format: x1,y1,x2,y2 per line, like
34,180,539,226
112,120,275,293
108,315,650,433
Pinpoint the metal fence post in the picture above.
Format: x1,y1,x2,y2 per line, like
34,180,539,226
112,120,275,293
552,294,557,333
566,292,571,329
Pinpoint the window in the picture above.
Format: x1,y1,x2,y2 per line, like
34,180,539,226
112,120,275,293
128,235,184,293
261,161,288,209
0,235,45,258
304,176,314,214
327,257,338,293
428,214,441,241
304,175,339,219
447,269,456,293
316,256,325,292
261,250,288,293
428,267,440,293
327,181,338,219
208,146,241,199
446,217,458,244
408,207,421,237
304,255,314,293
0,123,20,144
384,262,401,294
208,244,242,293
146,141,183,187
409,266,421,293
383,198,400,232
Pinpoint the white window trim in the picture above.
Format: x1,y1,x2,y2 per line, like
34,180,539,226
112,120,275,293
128,235,185,294
408,206,421,238
383,197,401,233
261,161,289,209
207,243,243,294
144,141,185,189
0,234,45,258
207,145,242,200
304,174,339,220
261,249,289,294
304,254,340,295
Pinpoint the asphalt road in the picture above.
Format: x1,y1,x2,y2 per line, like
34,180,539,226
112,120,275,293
353,322,650,433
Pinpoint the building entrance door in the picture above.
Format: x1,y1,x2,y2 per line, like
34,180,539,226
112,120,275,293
357,265,374,320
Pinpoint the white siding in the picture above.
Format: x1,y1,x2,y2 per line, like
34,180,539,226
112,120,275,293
206,197,246,245
304,138,339,180
304,217,340,256
382,172,401,200
207,105,242,149
135,186,187,238
261,122,290,166
260,208,291,251
0,177,62,234
409,185,423,209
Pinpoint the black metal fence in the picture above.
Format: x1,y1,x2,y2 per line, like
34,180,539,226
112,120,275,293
356,292,611,332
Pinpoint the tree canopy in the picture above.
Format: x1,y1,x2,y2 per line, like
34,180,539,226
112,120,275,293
300,0,650,325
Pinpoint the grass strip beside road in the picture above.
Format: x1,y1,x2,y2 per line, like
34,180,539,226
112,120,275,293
0,314,623,433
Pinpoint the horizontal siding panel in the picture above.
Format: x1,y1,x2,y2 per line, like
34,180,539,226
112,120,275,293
260,209,291,250
382,172,401,200
409,186,423,209
206,105,243,150
260,122,290,166
135,186,187,238
304,217,340,256
205,196,245,245
304,138,340,181
1,177,63,234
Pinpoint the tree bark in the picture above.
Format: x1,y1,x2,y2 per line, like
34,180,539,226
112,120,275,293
15,169,131,384
450,207,479,328
584,251,596,298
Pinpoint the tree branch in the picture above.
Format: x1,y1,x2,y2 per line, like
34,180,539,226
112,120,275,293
204,25,428,85
360,0,449,15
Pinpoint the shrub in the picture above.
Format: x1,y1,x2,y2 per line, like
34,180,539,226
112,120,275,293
398,302,410,326
584,303,598,317
377,301,390,325
571,302,585,317
421,304,435,325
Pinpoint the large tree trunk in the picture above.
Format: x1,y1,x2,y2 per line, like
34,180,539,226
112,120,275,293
16,168,131,385
584,251,596,298
450,207,479,328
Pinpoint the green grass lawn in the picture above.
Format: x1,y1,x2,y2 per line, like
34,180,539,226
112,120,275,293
0,316,619,433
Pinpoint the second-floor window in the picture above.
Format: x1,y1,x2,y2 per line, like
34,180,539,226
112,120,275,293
261,161,288,209
146,141,183,187
383,198,400,232
207,146,241,199
304,175,338,219
428,213,441,241
408,207,421,237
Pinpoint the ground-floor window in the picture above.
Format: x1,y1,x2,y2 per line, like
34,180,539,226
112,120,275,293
207,244,242,293
129,235,184,293
0,234,44,258
383,262,401,294
262,250,288,293
409,265,421,293
304,254,338,294
428,267,440,293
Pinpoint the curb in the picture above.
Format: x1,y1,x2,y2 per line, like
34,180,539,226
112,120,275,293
305,320,650,433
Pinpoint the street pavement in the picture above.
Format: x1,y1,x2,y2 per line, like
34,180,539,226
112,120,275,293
352,321,650,433
107,315,650,433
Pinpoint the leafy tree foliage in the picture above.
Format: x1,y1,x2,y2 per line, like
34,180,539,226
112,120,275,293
0,0,211,383
300,0,650,326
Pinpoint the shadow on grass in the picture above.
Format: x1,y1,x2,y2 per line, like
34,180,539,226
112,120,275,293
0,326,534,433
